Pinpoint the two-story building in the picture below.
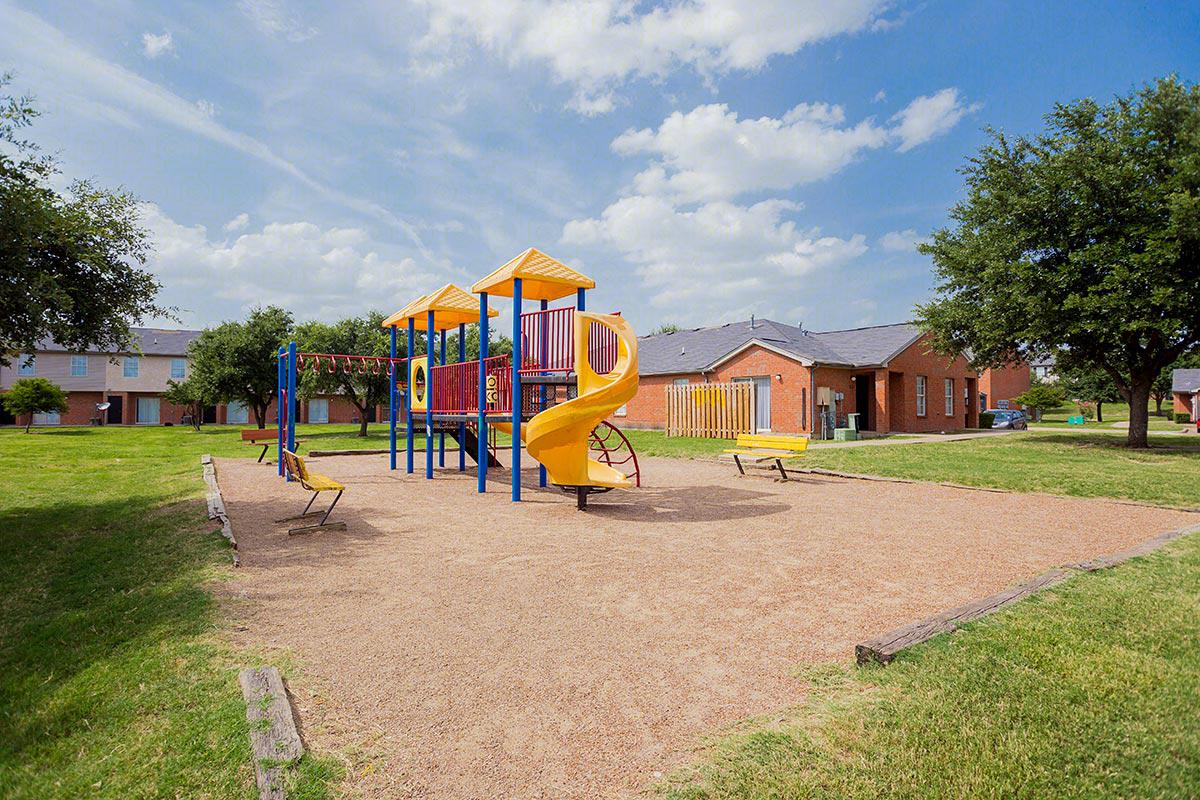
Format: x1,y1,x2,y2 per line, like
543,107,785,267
0,328,378,427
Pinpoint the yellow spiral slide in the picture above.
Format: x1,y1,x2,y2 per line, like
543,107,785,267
507,311,639,491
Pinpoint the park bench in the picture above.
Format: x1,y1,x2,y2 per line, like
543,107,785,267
240,428,300,463
276,450,346,535
724,433,809,481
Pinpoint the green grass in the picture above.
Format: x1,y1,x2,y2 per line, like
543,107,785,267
658,530,1200,799
0,425,340,799
797,432,1200,507
1031,400,1186,431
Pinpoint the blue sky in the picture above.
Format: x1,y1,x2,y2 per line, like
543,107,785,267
3,1,1198,335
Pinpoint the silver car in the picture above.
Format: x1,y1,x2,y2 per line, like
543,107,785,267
990,410,1028,430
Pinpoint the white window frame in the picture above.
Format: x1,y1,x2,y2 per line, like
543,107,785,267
123,356,140,378
170,358,186,380
32,410,61,426
614,403,628,417
71,355,88,377
916,375,927,417
17,355,35,376
945,378,955,416
672,378,690,386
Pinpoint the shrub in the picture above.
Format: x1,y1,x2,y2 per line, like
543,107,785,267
1175,412,1192,424
2,378,69,432
979,411,996,429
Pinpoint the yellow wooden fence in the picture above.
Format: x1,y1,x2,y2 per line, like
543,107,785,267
665,381,756,438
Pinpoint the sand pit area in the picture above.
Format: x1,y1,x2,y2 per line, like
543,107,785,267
215,453,1196,798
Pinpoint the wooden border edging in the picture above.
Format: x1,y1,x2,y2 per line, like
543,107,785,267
856,522,1200,666
201,455,239,566
239,667,305,800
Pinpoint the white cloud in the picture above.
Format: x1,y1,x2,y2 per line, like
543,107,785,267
413,0,891,114
890,88,980,152
195,99,217,118
142,204,436,325
879,228,922,252
141,31,174,59
872,89,886,103
611,102,890,203
238,0,318,42
563,195,868,322
224,212,250,232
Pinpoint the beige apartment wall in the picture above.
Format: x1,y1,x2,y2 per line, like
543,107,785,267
104,354,190,393
0,352,108,391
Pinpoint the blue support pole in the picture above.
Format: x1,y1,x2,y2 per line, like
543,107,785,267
389,326,397,471
406,318,415,474
511,279,522,502
439,328,446,467
477,293,489,493
577,287,586,312
538,298,548,488
426,311,435,479
277,347,285,476
458,323,466,473
286,341,297,480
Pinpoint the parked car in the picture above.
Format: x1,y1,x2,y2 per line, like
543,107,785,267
989,409,1028,430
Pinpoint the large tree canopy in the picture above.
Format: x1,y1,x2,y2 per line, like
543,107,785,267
189,306,293,429
918,76,1200,447
0,73,167,366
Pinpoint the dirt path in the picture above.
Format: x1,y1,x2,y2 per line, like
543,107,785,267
216,454,1196,799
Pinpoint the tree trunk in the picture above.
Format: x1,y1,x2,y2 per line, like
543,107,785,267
358,414,369,437
254,403,267,429
1096,401,1103,423
1126,380,1151,448
1154,396,1164,416
24,418,32,433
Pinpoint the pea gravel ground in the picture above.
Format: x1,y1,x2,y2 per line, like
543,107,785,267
215,453,1197,799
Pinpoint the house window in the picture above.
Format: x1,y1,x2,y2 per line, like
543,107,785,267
135,397,160,425
672,378,690,386
71,355,88,376
123,356,139,378
944,378,955,416
916,376,927,417
308,398,329,424
17,355,35,376
226,401,249,426
171,358,186,379
614,403,628,417
32,410,61,426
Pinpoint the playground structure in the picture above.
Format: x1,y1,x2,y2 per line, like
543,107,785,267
275,248,642,508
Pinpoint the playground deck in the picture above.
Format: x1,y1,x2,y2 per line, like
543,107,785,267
214,454,1196,799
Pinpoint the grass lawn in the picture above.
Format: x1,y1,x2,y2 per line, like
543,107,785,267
0,425,340,799
1031,400,1186,431
657,527,1200,799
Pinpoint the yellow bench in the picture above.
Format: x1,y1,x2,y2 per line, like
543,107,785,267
724,433,809,481
277,450,346,534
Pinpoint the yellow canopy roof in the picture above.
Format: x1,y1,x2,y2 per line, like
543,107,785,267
381,283,498,331
470,247,595,302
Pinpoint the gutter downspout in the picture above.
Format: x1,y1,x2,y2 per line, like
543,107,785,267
809,364,817,439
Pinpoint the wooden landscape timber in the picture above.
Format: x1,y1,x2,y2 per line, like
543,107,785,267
238,667,305,800
201,454,239,566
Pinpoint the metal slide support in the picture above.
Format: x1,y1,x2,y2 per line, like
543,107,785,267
511,278,522,502
276,347,285,476
458,322,466,472
426,310,435,479
478,293,489,493
538,298,548,488
577,287,586,312
389,326,397,471
406,318,415,474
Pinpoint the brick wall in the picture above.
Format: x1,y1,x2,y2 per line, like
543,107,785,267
1175,392,1196,418
883,335,977,432
979,363,1031,410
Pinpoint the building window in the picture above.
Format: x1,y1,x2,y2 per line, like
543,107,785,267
17,355,35,376
916,376,927,417
614,403,628,417
136,397,160,425
672,378,689,386
71,355,88,376
171,358,186,379
123,356,139,378
226,400,249,425
944,378,955,416
32,410,61,426
308,398,329,424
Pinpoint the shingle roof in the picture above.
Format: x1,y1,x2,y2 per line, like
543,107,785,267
35,327,202,356
638,319,925,375
1173,369,1200,394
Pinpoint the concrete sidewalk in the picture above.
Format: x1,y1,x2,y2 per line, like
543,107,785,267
808,429,1017,449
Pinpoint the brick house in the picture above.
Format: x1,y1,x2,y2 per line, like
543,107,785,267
619,318,1003,436
0,328,377,427
1172,369,1200,422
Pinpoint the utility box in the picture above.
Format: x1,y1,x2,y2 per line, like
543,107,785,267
834,427,858,442
816,386,834,406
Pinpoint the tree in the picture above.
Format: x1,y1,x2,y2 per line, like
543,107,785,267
189,307,293,429
294,312,391,437
442,328,513,363
163,377,212,431
1058,359,1121,422
2,377,68,432
651,323,682,335
0,73,169,367
1153,353,1200,416
1014,381,1068,422
918,77,1200,448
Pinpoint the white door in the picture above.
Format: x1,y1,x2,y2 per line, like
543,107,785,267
136,397,160,425
32,411,61,426
752,376,772,432
226,400,249,425
309,398,329,424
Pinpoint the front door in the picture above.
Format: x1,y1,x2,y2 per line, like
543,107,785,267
106,395,123,425
752,376,772,432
